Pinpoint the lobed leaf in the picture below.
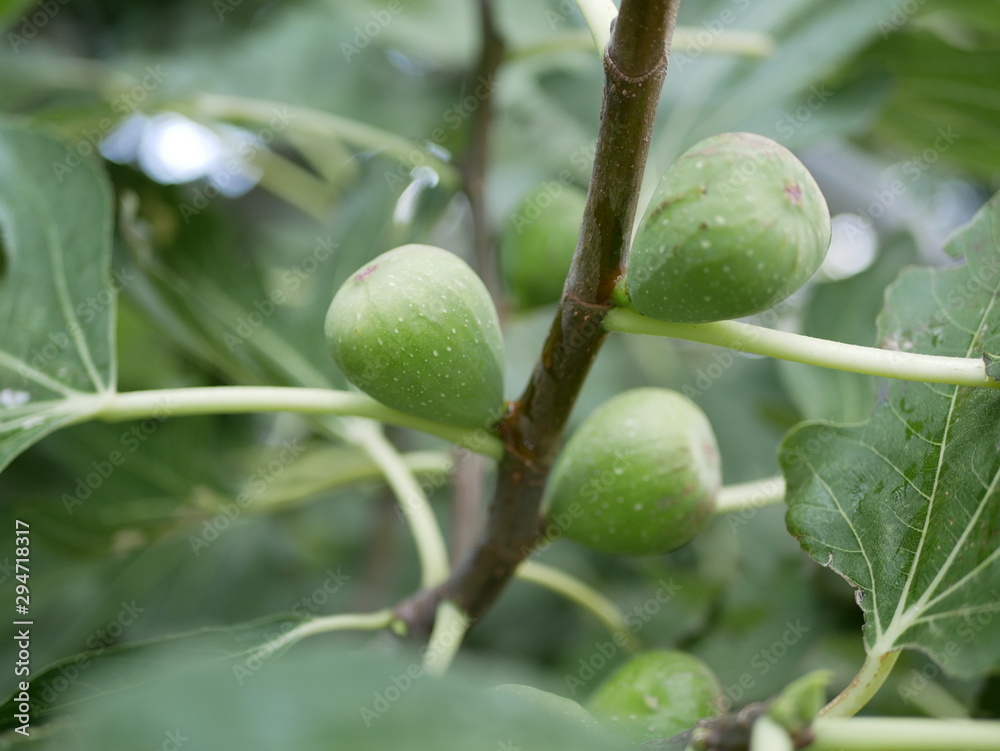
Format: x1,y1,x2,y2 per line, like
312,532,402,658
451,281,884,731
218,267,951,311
781,192,1000,677
3,628,616,750
0,120,116,474
0,615,305,732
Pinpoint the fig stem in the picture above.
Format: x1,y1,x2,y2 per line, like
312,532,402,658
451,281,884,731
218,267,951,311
605,309,999,389
92,386,505,458
820,650,901,719
186,92,460,188
97,386,454,588
361,427,451,589
423,601,471,676
672,28,775,57
516,560,641,652
267,609,396,654
505,32,598,62
810,717,1000,751
715,476,786,515
572,0,617,54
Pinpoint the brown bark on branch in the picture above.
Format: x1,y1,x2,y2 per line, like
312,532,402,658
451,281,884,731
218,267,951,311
447,0,505,567
395,0,681,638
463,0,505,307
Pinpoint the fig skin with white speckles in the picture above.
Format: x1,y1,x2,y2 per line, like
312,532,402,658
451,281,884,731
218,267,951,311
587,650,723,743
543,388,720,556
325,244,504,429
626,132,831,324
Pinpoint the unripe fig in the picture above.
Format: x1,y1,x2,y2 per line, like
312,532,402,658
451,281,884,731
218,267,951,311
587,650,723,744
543,388,720,556
626,132,831,323
499,183,587,308
325,244,504,428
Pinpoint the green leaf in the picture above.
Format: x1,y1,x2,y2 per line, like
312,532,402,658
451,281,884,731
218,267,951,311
780,235,918,423
649,0,901,170
781,192,1000,677
860,0,1000,181
0,0,35,34
26,640,617,750
0,119,116,473
0,614,305,731
984,352,1000,381
766,670,833,734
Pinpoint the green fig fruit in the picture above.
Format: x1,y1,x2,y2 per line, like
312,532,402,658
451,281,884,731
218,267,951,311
543,388,720,556
499,183,587,308
626,132,831,323
325,244,504,428
587,650,723,744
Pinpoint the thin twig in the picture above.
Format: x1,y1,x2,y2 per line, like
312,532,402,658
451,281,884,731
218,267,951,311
463,0,506,308
449,449,486,565
445,0,505,564
395,0,682,638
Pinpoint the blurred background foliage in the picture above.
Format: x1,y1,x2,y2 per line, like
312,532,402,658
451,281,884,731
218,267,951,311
0,0,998,746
